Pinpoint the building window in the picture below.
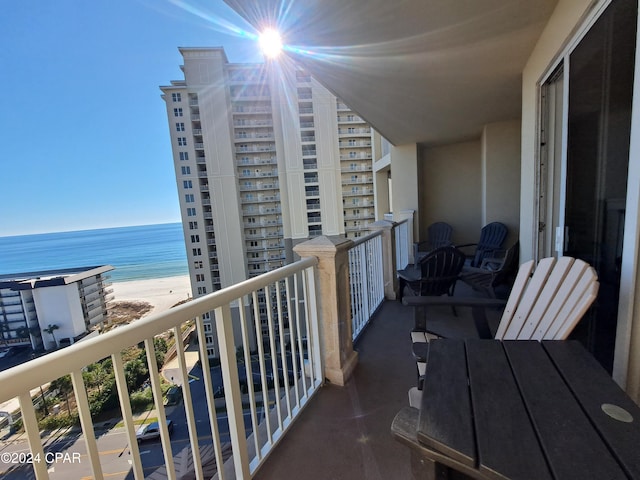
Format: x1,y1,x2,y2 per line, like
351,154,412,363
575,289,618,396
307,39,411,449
181,166,191,175
187,207,196,216
185,194,195,203
176,122,185,132
174,107,183,116
197,286,207,295
203,322,212,331
207,348,215,357
179,152,189,161
189,221,198,229
193,248,202,256
178,137,187,146
196,273,205,281
194,261,203,269
172,93,182,102
191,234,200,243
183,180,192,189
250,241,258,247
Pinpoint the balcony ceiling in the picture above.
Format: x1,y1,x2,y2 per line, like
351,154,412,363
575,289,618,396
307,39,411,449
225,0,558,146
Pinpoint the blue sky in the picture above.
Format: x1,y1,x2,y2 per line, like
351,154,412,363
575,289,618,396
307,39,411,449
0,0,263,237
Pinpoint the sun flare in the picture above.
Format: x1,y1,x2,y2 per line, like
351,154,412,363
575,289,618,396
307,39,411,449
259,28,283,58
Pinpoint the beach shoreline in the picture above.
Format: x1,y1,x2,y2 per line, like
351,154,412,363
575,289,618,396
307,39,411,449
110,275,192,315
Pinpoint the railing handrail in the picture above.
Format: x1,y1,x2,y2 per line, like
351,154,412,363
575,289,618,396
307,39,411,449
349,228,382,249
0,256,319,404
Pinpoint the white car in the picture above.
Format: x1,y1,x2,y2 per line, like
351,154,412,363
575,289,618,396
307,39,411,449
136,419,173,442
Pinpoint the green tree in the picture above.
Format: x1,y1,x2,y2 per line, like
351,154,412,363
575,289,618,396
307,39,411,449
50,374,74,416
124,358,148,391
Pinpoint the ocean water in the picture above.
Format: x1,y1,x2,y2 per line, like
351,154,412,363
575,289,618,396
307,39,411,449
0,223,188,283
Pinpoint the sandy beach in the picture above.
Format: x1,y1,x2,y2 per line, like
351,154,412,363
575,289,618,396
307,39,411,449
111,275,192,315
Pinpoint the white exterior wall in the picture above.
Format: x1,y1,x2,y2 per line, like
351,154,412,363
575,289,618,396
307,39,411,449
270,61,308,240
32,285,86,350
185,50,247,289
313,79,344,236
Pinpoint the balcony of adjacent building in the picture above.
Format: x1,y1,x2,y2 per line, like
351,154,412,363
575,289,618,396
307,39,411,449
232,105,272,115
235,132,275,142
338,139,372,148
238,170,279,179
342,175,374,185
236,144,277,154
234,119,274,128
342,187,374,197
237,156,278,167
341,163,372,173
340,152,372,161
337,127,371,137
240,183,280,193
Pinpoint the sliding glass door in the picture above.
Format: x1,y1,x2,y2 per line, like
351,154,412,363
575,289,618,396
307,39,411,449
540,0,636,372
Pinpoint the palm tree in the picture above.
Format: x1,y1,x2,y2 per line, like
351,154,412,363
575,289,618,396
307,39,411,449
42,324,60,349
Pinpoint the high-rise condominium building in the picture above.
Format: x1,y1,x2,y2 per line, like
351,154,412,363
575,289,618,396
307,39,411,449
161,48,377,357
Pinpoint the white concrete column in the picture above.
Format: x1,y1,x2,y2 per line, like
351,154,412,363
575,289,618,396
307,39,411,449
293,236,358,386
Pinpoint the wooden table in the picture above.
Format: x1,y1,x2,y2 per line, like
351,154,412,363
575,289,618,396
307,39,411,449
392,340,640,480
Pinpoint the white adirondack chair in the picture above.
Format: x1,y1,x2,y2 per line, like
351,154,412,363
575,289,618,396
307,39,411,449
405,256,599,407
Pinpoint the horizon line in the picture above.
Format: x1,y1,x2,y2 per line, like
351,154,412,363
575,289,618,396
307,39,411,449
0,221,183,240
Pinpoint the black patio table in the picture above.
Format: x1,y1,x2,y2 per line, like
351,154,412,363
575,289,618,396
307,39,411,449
392,339,640,480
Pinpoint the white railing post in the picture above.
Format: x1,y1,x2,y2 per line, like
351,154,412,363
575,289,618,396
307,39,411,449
215,304,251,479
294,236,357,386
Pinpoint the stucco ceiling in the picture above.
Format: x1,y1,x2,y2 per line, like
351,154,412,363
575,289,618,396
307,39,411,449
225,0,558,146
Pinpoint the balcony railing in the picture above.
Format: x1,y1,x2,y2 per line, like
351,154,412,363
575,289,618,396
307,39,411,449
0,222,403,479
0,258,323,480
348,231,384,341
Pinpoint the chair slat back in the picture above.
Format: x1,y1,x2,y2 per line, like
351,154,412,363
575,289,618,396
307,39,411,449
500,258,556,339
494,260,534,339
495,256,599,341
419,246,466,296
536,265,598,340
472,222,508,267
516,257,576,339
428,222,453,249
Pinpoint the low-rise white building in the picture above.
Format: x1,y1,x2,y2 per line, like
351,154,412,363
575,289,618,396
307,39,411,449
0,265,114,351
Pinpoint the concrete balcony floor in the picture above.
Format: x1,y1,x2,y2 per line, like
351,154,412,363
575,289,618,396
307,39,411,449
253,299,417,480
253,292,490,480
